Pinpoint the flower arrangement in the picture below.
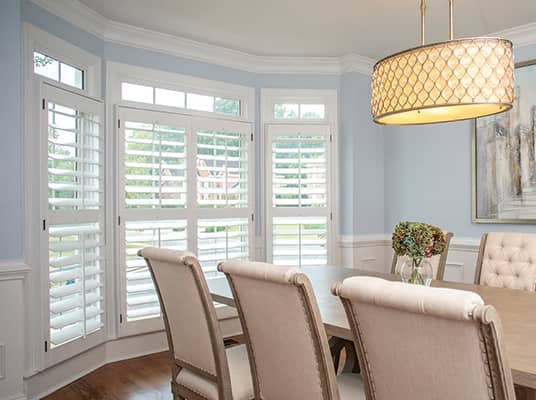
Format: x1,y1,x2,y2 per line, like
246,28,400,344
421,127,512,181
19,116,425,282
392,221,447,285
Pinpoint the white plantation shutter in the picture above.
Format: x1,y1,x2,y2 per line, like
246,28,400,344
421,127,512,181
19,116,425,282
196,130,249,208
49,223,104,347
125,220,187,322
42,84,105,365
198,218,249,275
194,118,253,277
267,124,332,268
124,120,187,208
118,109,254,336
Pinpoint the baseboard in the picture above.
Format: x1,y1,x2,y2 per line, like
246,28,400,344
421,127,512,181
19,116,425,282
24,331,168,400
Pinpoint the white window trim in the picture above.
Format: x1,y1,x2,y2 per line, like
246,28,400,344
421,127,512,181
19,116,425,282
23,23,104,373
107,62,254,123
24,24,101,98
107,62,255,337
260,89,339,266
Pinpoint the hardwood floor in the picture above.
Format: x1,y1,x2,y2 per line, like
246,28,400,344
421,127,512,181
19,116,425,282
43,352,174,400
43,337,244,400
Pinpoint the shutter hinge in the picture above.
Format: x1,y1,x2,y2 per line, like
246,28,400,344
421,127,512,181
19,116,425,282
251,213,254,222
118,119,121,128
119,313,123,324
251,132,254,141
329,133,333,143
118,216,121,226
330,212,333,221
44,340,48,352
42,219,46,231
42,98,46,110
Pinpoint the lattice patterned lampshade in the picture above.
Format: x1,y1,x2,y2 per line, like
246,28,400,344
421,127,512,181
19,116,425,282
372,37,514,125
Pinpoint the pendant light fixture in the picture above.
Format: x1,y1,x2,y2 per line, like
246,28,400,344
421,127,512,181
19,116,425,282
371,0,514,125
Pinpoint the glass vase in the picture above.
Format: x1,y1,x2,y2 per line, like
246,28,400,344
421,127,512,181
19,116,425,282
400,258,433,286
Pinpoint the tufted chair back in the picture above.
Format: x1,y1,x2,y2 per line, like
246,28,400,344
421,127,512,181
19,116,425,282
218,260,340,400
475,233,536,291
333,276,516,400
391,231,453,281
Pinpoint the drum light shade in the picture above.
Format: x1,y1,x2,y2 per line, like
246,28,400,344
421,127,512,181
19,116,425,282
371,0,515,125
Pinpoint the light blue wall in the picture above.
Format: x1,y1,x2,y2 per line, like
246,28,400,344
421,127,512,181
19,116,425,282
0,0,23,260
384,44,536,237
16,0,374,255
340,73,385,234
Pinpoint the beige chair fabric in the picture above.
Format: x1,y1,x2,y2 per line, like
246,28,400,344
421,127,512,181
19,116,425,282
333,276,516,400
138,247,253,400
475,232,536,291
391,231,453,281
218,260,364,400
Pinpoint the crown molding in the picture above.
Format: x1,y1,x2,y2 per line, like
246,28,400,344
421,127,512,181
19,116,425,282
340,53,376,75
30,0,375,75
491,22,536,48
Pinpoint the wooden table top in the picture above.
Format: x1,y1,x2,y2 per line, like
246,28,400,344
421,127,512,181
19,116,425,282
208,266,536,390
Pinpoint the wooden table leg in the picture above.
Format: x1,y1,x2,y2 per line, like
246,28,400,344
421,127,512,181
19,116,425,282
328,337,360,374
515,385,536,400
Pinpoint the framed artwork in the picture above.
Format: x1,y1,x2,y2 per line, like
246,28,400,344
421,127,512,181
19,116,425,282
473,59,536,223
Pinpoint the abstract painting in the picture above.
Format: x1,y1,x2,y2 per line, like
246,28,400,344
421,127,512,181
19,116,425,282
473,60,536,223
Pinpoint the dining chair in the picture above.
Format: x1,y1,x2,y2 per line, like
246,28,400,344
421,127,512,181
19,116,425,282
475,232,536,291
391,231,453,280
138,247,254,400
333,276,516,400
218,260,365,400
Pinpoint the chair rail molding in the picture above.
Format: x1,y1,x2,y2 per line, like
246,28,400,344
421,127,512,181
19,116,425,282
29,0,376,75
338,234,481,283
0,260,31,281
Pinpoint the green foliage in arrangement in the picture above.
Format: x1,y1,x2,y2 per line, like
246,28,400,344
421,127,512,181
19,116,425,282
392,221,446,261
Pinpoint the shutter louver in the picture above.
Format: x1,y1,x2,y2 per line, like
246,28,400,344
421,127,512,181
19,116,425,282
198,218,249,276
49,223,104,347
269,127,331,268
125,220,187,321
125,121,187,209
272,135,327,208
272,217,328,267
196,130,248,208
48,103,103,210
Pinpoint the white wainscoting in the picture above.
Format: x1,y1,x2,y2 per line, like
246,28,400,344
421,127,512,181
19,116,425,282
338,235,481,284
0,262,30,400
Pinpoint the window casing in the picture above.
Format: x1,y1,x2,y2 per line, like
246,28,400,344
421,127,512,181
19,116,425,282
117,107,254,336
262,89,338,268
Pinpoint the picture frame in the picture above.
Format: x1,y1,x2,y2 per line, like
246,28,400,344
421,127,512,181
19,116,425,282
472,59,536,224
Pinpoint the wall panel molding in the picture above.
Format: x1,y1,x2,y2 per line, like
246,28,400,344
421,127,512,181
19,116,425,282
338,234,481,282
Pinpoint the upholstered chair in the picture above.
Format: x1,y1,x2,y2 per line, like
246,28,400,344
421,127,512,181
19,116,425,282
218,260,365,400
475,232,536,291
138,248,254,400
391,231,453,281
333,276,515,400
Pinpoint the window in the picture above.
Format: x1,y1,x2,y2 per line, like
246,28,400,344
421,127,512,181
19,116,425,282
42,83,105,364
266,125,332,267
274,103,325,120
34,51,84,90
118,108,253,335
120,82,241,117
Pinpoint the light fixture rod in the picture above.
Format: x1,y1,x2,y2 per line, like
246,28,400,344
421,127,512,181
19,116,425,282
449,0,454,40
420,0,426,45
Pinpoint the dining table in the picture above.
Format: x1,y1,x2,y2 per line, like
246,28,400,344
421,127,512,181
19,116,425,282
208,265,536,398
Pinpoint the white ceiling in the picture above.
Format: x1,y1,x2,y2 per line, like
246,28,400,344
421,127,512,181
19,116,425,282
79,0,536,59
